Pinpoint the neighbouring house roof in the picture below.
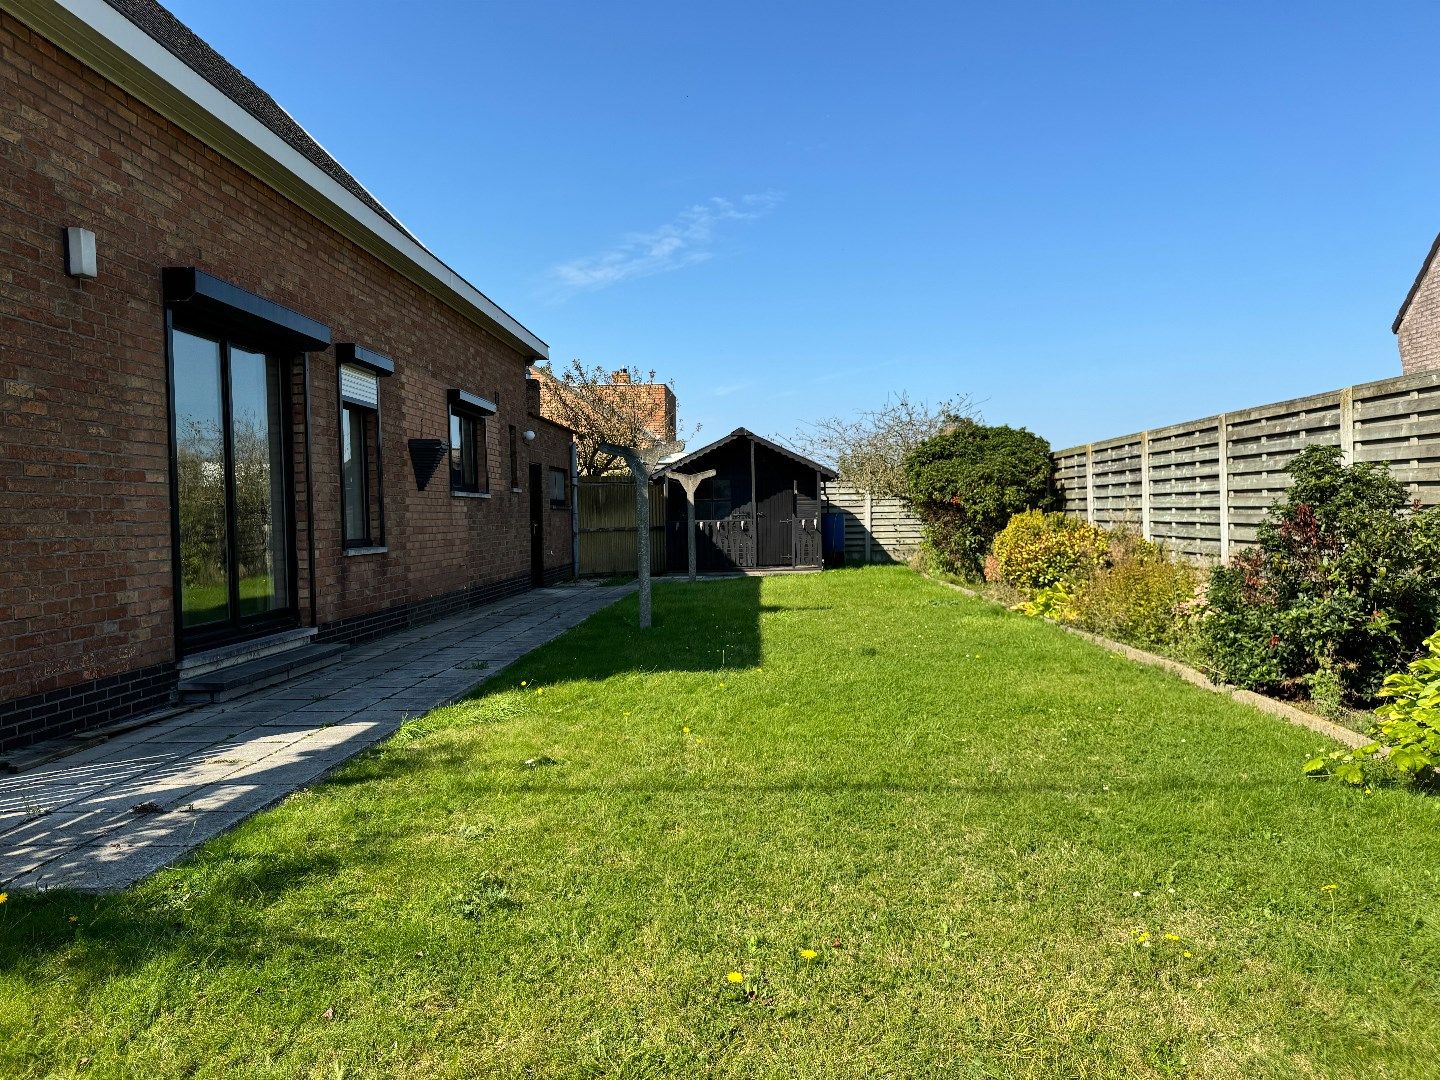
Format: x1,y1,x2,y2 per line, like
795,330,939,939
102,0,411,237
1394,230,1440,334
658,427,838,480
6,0,547,359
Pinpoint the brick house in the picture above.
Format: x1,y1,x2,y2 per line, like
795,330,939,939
1394,232,1440,373
0,0,577,751
531,367,679,444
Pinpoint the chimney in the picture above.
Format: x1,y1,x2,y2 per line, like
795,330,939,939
610,370,631,385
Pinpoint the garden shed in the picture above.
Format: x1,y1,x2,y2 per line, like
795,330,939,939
657,429,837,573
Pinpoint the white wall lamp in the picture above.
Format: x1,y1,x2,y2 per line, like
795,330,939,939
64,227,97,279
523,429,537,443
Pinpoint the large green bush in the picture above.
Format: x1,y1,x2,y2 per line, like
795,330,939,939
989,510,1108,593
1200,446,1440,704
903,421,1054,575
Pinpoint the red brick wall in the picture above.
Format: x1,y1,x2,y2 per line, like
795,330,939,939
1398,253,1440,375
529,415,577,578
0,11,570,714
534,374,679,442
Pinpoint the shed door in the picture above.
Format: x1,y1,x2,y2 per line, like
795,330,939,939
756,483,795,567
793,490,822,566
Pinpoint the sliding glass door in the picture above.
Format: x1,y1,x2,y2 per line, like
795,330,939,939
171,325,295,647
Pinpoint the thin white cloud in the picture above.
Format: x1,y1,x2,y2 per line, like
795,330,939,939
544,193,781,298
710,380,753,397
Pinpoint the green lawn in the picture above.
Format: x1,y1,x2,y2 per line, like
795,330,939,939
6,567,1440,1078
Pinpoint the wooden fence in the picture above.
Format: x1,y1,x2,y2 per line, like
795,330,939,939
1052,369,1440,560
823,482,924,565
577,477,667,575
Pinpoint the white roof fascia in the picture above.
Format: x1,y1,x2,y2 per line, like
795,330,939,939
4,0,549,359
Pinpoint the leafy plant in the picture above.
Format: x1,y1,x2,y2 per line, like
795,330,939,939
903,421,1054,576
1308,628,1440,786
1200,446,1440,704
990,510,1109,593
1014,583,1079,622
451,877,522,917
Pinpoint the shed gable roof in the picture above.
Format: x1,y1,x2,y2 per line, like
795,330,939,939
660,428,838,480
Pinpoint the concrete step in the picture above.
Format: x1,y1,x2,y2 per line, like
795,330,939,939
178,627,319,679
178,644,349,704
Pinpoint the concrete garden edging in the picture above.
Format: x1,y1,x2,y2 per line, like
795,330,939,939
928,576,1374,752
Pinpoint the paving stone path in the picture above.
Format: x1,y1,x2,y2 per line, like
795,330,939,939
0,582,632,893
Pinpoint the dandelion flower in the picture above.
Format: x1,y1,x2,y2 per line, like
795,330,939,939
726,972,744,984
1134,931,1150,943
799,948,818,960
683,727,690,734
0,892,7,904
1320,883,1338,892
520,681,528,687
1183,950,1193,958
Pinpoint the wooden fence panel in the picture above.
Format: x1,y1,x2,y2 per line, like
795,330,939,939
823,482,924,565
577,477,666,575
1053,370,1440,562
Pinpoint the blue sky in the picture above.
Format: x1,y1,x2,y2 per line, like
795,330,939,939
167,0,1440,451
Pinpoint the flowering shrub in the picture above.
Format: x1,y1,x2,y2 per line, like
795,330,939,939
1306,628,1440,786
990,510,1109,593
1071,531,1201,655
1200,446,1440,704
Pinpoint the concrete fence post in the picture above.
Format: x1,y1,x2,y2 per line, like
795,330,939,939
1339,386,1356,465
1139,431,1152,541
1085,443,1095,524
864,492,873,565
1217,413,1230,563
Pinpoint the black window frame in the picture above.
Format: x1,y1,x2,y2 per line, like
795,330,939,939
336,357,388,551
449,408,489,495
548,465,568,509
509,424,521,491
340,401,378,547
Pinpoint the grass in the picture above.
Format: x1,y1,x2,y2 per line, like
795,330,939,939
183,573,277,626
6,566,1440,1077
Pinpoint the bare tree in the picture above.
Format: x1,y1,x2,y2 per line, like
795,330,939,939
789,392,979,498
532,360,696,477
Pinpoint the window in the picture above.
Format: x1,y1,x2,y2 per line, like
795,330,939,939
450,410,491,495
697,475,733,521
548,465,568,509
509,424,520,490
338,362,384,547
446,389,496,496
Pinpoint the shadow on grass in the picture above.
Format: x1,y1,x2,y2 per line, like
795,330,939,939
0,844,348,976
505,576,768,684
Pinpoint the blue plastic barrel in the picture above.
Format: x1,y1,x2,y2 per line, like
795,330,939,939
822,512,846,567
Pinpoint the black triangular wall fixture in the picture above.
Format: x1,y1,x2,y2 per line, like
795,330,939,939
408,438,448,491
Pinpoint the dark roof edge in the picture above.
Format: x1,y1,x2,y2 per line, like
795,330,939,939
1394,229,1440,334
661,427,838,479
